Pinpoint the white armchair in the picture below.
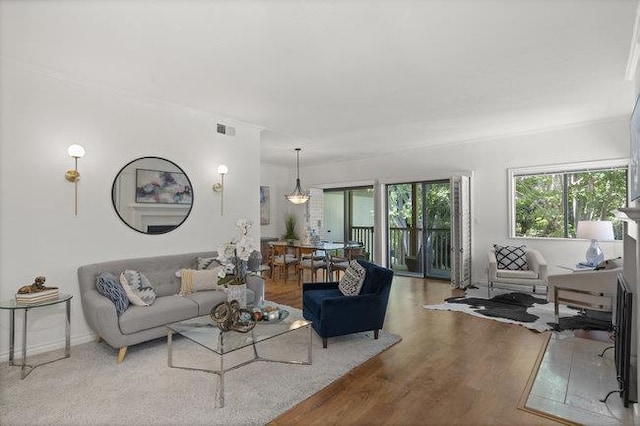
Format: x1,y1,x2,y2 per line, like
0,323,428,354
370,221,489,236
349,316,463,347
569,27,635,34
488,247,548,297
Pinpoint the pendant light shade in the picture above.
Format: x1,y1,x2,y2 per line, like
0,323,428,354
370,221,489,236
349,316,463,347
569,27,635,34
286,148,310,204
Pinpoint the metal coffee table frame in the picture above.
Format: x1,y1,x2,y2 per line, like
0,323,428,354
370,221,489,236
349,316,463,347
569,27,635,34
0,294,72,379
167,315,312,408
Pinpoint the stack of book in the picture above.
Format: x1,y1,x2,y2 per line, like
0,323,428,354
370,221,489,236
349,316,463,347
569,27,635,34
15,288,59,305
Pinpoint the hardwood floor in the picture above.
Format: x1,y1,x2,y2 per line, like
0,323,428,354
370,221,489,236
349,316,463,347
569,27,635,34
266,272,561,426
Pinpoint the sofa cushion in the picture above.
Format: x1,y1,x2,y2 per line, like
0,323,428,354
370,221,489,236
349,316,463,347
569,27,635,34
338,260,366,296
496,269,538,279
493,245,529,271
196,256,221,270
303,288,343,318
118,295,199,334
120,270,157,306
179,268,225,295
96,272,130,316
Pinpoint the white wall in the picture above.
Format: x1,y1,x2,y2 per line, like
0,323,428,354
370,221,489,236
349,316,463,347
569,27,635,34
0,60,261,360
262,118,629,283
259,162,305,239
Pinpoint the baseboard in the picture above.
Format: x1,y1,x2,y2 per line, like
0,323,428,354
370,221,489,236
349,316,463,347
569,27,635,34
0,331,96,363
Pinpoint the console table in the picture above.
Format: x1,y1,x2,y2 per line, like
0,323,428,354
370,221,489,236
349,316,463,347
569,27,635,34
0,294,72,379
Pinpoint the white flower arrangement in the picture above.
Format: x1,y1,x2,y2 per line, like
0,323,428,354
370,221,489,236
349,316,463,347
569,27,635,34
216,219,258,286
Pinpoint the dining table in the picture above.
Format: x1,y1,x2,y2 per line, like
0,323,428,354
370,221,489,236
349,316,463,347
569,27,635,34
269,240,361,281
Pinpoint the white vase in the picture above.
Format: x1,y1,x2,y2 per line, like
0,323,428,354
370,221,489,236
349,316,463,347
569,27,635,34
227,283,247,309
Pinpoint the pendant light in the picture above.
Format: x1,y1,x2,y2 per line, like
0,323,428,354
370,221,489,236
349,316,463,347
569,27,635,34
285,148,310,204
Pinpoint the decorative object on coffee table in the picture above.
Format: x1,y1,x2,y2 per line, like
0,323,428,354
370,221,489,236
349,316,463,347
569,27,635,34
216,219,258,308
210,300,255,333
226,283,247,308
252,305,289,323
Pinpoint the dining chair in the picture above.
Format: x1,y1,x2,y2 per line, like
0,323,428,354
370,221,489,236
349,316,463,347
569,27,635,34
258,245,274,278
297,246,328,286
270,243,299,281
330,243,366,280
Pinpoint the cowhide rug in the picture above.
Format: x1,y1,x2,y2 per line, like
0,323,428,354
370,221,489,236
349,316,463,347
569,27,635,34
423,286,612,332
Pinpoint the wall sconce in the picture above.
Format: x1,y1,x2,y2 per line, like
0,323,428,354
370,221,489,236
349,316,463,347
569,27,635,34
212,164,228,215
65,144,85,216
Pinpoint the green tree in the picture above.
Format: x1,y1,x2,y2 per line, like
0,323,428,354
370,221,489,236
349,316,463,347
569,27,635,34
515,168,626,239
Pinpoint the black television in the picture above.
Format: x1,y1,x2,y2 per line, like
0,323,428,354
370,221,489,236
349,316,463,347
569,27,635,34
604,273,636,407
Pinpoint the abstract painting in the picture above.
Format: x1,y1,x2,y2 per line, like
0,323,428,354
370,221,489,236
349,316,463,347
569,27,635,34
136,169,192,204
260,186,270,224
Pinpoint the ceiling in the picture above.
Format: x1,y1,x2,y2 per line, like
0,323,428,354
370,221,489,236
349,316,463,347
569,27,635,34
1,0,638,166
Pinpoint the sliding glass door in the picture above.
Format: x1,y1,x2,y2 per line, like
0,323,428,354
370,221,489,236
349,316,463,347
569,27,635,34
323,187,374,258
387,180,452,280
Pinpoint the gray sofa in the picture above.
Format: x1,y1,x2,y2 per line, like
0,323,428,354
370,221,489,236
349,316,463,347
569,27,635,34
77,251,264,363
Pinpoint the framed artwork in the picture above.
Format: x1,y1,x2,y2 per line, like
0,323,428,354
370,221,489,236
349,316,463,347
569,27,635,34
135,169,192,204
260,186,270,224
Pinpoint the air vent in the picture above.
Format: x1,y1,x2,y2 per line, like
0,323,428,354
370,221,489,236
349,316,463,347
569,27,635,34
216,123,235,136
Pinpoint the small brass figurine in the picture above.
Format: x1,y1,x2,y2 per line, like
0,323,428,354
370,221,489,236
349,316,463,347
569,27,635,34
210,300,256,333
17,276,58,294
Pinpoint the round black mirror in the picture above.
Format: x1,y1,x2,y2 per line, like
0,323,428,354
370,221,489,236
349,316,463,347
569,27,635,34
111,157,193,234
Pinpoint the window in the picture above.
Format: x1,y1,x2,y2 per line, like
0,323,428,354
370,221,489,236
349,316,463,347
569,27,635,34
509,160,628,240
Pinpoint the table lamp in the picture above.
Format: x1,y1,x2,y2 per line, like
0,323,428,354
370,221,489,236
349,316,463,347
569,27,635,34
576,220,614,267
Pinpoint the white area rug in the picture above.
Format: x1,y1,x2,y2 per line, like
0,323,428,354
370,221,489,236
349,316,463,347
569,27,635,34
0,305,401,425
423,286,584,332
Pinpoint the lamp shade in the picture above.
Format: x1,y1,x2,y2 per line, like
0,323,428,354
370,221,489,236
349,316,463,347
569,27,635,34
67,144,85,158
576,221,614,241
217,164,228,175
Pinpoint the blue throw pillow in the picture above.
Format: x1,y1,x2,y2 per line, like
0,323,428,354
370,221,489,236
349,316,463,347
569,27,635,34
96,272,130,315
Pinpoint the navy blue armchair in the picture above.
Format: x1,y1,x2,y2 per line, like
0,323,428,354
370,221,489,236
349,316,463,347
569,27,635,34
302,260,394,348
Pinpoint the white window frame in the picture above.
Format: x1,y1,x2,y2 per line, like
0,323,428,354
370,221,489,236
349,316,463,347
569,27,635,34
508,158,628,239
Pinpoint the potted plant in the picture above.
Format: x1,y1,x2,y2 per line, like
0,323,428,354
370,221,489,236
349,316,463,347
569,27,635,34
283,213,299,244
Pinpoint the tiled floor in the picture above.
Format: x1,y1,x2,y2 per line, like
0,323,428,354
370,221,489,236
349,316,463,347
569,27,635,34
527,332,634,425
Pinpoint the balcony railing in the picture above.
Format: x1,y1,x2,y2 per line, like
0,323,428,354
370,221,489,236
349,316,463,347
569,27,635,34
350,226,374,259
343,226,451,276
389,227,451,274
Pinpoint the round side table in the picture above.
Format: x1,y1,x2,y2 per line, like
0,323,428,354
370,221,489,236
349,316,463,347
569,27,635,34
0,294,72,379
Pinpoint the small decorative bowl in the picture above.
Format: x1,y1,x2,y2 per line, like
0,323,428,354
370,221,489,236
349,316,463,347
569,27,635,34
267,310,280,321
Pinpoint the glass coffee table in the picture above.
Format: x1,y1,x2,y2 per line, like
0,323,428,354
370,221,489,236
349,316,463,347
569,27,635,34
167,312,312,408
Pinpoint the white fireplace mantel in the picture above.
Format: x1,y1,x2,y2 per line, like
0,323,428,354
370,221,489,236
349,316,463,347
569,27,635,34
127,203,190,231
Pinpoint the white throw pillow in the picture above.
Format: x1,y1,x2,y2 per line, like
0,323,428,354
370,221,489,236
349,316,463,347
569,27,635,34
338,260,366,296
179,268,225,295
119,270,157,306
